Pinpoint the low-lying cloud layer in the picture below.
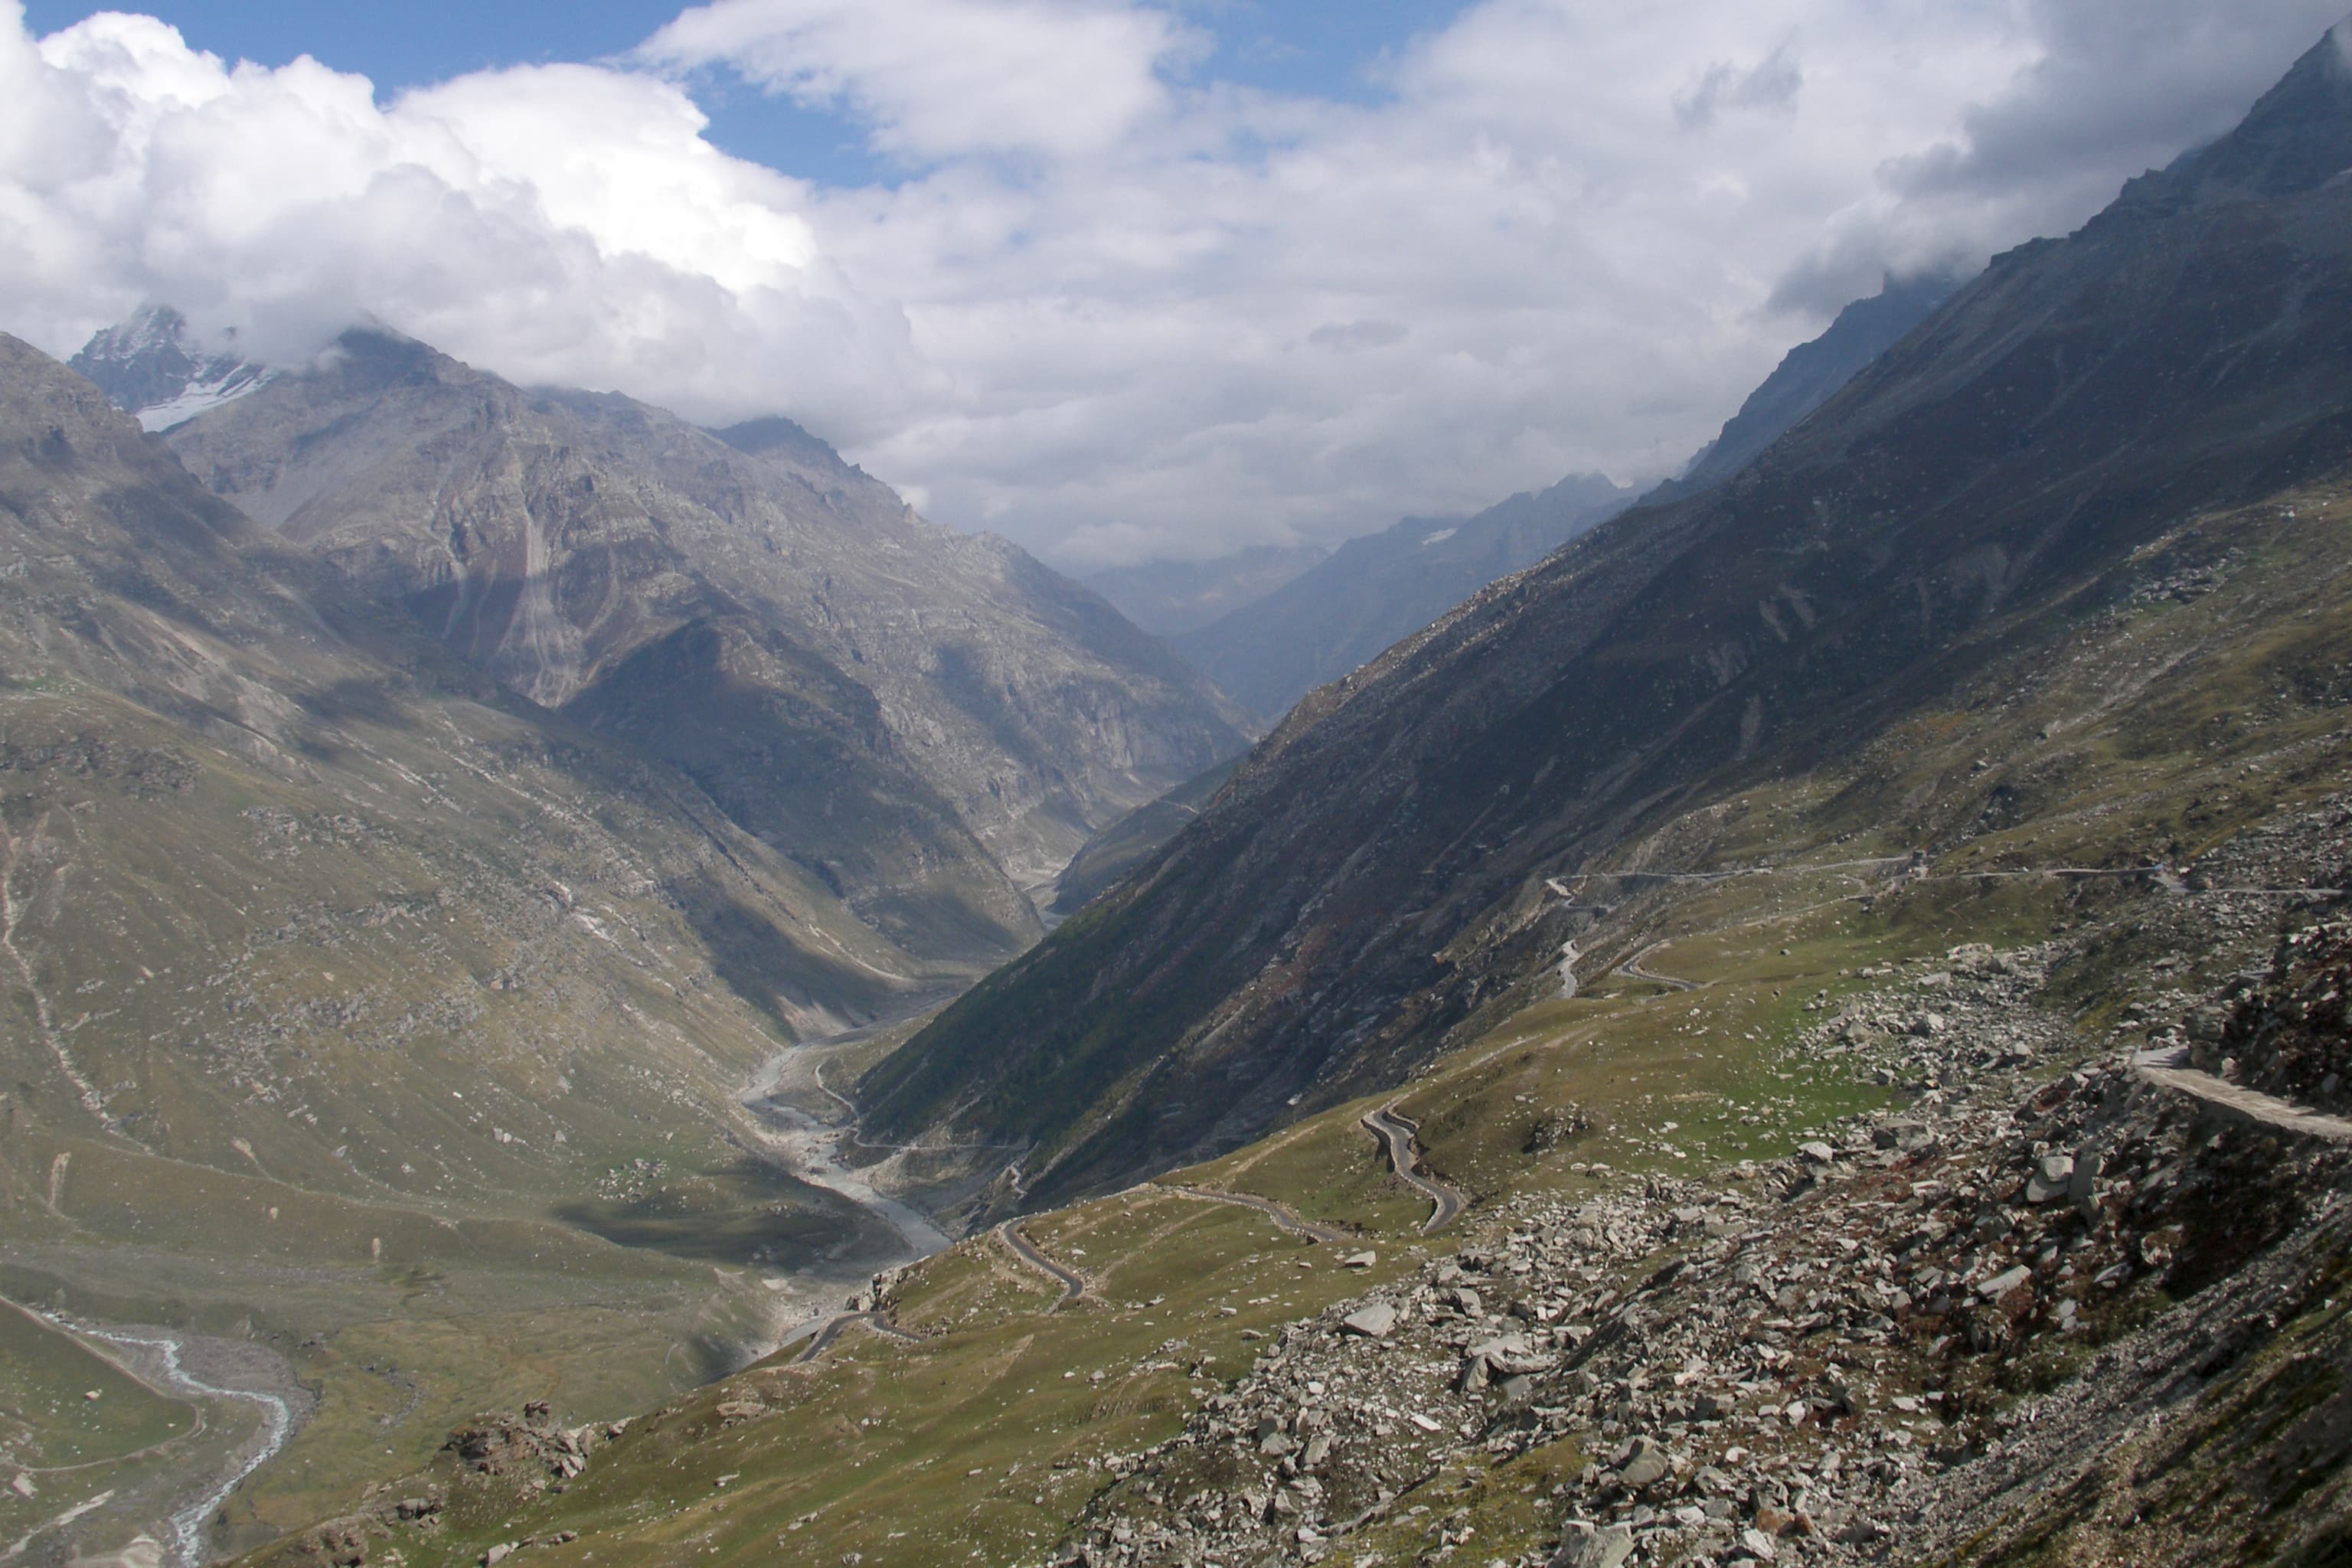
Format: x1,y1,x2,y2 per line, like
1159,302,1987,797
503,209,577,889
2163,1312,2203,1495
1,0,2341,566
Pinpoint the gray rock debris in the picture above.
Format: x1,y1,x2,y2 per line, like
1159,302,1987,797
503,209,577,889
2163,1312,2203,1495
1038,922,2352,1568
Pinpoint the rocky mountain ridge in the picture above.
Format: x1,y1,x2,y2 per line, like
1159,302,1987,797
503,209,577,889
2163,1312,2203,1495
116,326,1248,954
67,302,273,433
1640,273,1958,509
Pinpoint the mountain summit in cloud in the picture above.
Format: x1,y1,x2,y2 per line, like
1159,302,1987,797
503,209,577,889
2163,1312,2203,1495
67,302,272,432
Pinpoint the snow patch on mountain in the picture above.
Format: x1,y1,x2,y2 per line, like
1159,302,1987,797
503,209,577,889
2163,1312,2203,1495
132,364,276,431
70,305,273,431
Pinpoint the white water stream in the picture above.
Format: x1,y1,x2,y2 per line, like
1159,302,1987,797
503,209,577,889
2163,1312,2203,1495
37,1317,293,1568
740,1042,952,1262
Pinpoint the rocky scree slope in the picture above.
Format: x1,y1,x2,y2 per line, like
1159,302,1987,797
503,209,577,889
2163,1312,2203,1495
2183,919,2352,1116
861,28,2352,1206
1054,923,2352,1568
129,333,1246,956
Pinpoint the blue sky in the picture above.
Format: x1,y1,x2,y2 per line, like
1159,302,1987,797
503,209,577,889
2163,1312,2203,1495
20,0,1469,187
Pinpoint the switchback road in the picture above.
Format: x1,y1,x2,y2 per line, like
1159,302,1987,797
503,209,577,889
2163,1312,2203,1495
1156,1184,1348,1245
998,1220,1086,1307
790,1310,920,1364
1361,1104,1466,1233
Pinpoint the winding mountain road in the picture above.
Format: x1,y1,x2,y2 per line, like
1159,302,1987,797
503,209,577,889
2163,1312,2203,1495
998,1220,1086,1307
790,1310,920,1364
2131,1047,2352,1142
1361,1104,1466,1233
1155,1184,1347,1245
1613,942,1700,993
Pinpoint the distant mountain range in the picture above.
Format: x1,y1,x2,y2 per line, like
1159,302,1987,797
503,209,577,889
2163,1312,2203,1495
1081,544,1329,639
1169,472,1635,720
1122,270,1958,724
864,25,2352,1204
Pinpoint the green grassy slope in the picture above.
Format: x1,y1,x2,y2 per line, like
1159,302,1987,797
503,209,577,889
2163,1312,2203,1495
0,336,977,1557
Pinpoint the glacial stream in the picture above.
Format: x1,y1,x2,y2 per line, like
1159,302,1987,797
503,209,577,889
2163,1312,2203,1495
31,1316,296,1568
739,1008,965,1305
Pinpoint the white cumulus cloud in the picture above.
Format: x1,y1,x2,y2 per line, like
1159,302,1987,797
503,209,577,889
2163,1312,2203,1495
0,3,933,438
644,0,1196,159
1,0,2344,568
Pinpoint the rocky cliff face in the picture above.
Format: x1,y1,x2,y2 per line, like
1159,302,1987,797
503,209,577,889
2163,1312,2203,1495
132,332,1248,953
865,28,2352,1203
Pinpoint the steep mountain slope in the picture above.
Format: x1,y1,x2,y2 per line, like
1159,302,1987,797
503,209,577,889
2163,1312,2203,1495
132,335,1246,952
1172,472,1632,720
1142,273,1952,727
1081,544,1330,639
0,333,975,1556
864,28,2352,1206
1644,270,1960,505
1048,753,1244,918
1046,277,1961,917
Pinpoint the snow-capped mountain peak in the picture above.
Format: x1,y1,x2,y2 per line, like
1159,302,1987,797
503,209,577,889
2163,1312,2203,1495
69,304,273,432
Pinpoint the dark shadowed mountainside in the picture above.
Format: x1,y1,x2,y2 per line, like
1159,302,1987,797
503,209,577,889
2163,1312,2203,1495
862,28,2352,1206
1173,472,1633,720
1645,270,1961,506
1047,753,1245,918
